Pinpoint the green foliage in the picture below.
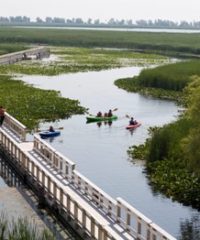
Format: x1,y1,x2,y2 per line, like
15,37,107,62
146,118,191,163
0,43,28,55
147,159,200,209
115,76,183,101
137,60,200,91
0,75,86,129
115,60,200,102
181,78,200,173
128,144,147,160
127,74,200,209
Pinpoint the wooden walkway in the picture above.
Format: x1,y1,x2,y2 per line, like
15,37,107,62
0,46,49,64
0,112,177,240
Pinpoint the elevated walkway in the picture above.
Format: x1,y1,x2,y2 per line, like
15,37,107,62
0,113,176,240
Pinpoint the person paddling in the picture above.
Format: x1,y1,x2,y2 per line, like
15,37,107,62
96,111,102,117
0,106,6,126
129,117,137,125
107,109,113,117
49,126,55,132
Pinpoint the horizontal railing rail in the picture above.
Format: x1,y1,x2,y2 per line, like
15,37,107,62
3,112,27,141
33,134,75,180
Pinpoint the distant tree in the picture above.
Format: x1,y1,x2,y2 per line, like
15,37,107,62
179,21,191,28
0,17,9,23
66,19,73,24
135,19,148,27
193,21,200,28
53,17,65,24
36,17,43,23
22,16,30,23
75,18,84,24
87,18,92,24
108,18,116,25
119,19,125,26
94,19,100,25
45,17,53,23
2,15,200,29
127,19,133,26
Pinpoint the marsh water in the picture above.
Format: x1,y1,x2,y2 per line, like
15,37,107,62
12,66,200,238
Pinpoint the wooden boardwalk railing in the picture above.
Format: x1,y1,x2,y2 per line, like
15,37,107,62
0,113,177,240
0,46,49,64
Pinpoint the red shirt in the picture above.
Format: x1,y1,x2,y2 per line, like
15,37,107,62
0,108,5,117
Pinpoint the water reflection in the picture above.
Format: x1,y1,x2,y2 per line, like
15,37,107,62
86,120,113,127
0,155,22,187
97,121,113,127
178,214,200,240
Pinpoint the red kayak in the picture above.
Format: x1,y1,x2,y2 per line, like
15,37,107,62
126,123,141,130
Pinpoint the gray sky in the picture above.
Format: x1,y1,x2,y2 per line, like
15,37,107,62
2,0,200,22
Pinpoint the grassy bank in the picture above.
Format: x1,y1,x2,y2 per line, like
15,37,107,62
0,47,169,75
127,74,200,209
0,75,86,129
1,27,200,56
115,60,200,101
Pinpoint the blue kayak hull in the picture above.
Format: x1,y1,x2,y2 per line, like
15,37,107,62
39,130,60,138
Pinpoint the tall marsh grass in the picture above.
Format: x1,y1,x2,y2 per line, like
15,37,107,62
0,213,54,240
1,27,200,55
137,60,200,91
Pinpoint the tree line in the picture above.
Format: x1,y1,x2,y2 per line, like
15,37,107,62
1,16,200,29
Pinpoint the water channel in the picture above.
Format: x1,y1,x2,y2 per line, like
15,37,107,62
16,66,200,239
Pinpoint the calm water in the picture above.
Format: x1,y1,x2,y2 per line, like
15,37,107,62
21,67,199,239
17,26,200,33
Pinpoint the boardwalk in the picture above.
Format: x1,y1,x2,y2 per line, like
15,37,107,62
0,46,49,64
0,112,177,240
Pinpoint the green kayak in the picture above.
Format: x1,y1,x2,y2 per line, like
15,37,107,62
86,115,118,122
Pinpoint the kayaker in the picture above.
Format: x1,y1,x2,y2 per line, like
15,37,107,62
107,109,113,117
0,106,6,126
96,111,102,117
49,126,55,132
129,117,136,125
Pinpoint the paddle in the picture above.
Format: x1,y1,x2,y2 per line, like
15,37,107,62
125,114,130,118
35,127,64,132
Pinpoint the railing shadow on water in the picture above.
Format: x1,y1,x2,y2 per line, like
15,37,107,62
0,151,83,240
177,215,200,240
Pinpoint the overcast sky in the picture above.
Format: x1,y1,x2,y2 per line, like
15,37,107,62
1,0,200,22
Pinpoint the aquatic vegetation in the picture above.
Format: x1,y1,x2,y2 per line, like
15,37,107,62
0,75,86,129
0,43,28,55
128,76,200,209
0,46,169,75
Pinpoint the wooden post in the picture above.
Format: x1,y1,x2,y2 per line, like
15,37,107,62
126,211,131,231
91,217,95,238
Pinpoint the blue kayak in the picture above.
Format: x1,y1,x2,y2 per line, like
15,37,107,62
39,130,60,138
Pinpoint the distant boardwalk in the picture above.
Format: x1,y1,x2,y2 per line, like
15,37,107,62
0,46,50,64
0,114,177,240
